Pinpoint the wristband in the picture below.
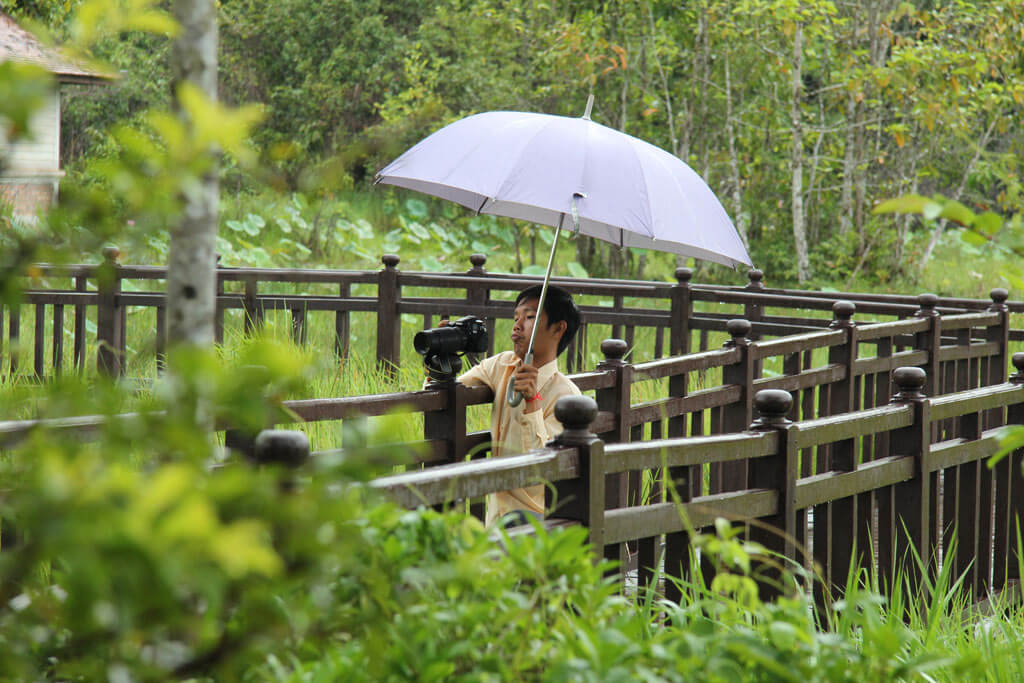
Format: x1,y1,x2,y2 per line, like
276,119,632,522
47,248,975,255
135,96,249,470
525,392,542,403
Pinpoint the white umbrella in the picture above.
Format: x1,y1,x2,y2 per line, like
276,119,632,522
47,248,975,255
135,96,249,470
376,96,752,403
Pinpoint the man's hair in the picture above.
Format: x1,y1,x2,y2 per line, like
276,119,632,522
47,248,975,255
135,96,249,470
515,285,580,356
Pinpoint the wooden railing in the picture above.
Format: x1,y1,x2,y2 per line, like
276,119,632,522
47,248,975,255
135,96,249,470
3,299,1012,464
4,248,1019,379
3,300,1022,602
373,361,1024,602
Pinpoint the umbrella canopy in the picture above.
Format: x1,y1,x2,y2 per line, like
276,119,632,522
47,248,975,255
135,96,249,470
375,107,752,269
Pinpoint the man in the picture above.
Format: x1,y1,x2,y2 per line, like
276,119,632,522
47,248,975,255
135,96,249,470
455,285,581,527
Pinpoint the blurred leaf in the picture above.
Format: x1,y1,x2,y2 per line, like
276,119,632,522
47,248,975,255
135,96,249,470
405,198,429,218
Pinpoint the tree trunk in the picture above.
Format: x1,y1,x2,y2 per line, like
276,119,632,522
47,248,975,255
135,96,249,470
724,51,748,246
919,118,996,271
839,92,857,238
790,22,811,283
167,0,219,348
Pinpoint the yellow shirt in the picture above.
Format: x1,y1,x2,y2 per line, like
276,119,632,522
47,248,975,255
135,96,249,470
458,351,582,526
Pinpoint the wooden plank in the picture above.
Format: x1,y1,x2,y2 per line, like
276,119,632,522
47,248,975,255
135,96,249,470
794,456,916,509
603,489,778,544
793,404,913,450
373,446,579,508
754,364,846,393
604,431,777,473
856,317,931,341
930,384,1024,421
937,341,1000,363
628,385,743,426
751,329,845,359
282,386,490,422
633,347,742,380
927,435,999,472
854,350,930,376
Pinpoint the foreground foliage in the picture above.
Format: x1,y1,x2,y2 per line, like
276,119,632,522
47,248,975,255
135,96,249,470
1,343,1023,681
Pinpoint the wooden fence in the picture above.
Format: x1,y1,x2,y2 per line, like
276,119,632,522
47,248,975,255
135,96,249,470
3,301,1021,601
373,362,1024,604
4,248,1021,379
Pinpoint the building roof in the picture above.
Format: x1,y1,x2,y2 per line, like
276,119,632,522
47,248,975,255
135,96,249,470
0,13,110,84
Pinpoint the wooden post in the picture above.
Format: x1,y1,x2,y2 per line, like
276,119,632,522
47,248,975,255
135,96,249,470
336,280,350,360
34,302,45,377
914,294,941,399
214,255,225,345
97,246,122,377
880,367,933,599
823,301,861,595
997,353,1024,587
594,339,633,568
720,319,753,492
249,429,311,493
376,254,401,375
747,389,798,601
423,377,470,466
243,277,261,333
669,267,693,356
744,269,765,342
466,254,494,359
74,276,86,371
52,303,64,373
546,395,605,565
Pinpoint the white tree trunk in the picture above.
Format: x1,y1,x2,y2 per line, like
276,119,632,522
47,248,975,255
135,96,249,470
167,0,219,347
839,92,857,238
790,22,811,283
724,51,748,246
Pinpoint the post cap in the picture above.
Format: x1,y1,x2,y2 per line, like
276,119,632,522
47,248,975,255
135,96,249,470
1011,352,1024,383
990,288,1009,310
830,300,856,328
891,367,927,401
554,395,598,442
726,318,751,344
600,338,629,362
747,269,765,289
252,429,311,468
674,267,693,284
469,253,487,270
751,389,793,428
102,246,120,263
381,254,400,269
915,293,939,317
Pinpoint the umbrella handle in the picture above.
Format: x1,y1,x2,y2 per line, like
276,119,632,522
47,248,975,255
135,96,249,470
506,351,533,407
506,195,579,408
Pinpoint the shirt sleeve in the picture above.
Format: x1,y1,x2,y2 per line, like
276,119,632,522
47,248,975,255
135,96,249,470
457,355,494,389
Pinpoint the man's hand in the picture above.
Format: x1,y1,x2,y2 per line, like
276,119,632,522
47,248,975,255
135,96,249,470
513,363,541,413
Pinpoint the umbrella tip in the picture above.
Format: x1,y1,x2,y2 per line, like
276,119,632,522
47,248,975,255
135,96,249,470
582,94,594,121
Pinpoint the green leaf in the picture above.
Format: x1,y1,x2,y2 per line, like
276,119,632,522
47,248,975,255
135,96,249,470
922,202,943,221
872,196,932,216
566,261,589,278
974,212,1004,236
959,231,988,247
405,198,429,219
938,200,975,226
407,221,430,240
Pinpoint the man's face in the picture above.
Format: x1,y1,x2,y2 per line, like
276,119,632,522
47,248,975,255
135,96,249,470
511,297,562,361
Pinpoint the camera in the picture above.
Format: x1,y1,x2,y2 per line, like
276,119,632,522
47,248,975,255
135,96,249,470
414,316,489,382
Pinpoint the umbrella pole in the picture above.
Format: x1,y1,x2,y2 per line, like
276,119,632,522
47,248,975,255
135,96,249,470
507,215,564,407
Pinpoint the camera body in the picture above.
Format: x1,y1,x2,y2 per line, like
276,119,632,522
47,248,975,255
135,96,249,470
414,316,489,382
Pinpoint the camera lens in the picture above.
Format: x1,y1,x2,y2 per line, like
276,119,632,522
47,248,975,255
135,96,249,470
414,326,466,356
